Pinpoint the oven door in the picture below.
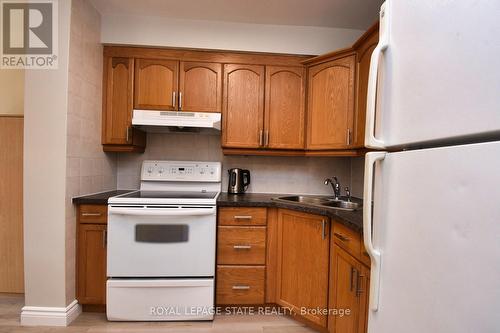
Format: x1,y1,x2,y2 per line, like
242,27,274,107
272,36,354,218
107,205,216,277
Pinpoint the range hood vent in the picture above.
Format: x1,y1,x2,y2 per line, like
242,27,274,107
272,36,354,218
132,110,221,133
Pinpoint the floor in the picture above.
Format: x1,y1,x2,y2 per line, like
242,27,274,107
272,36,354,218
0,294,316,333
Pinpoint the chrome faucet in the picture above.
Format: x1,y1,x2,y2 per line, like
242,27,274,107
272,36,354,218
324,177,341,199
345,186,351,202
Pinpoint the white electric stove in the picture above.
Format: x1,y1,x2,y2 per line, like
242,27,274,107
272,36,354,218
106,160,221,321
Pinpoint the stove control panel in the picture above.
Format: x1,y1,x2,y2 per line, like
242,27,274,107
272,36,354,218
141,160,222,182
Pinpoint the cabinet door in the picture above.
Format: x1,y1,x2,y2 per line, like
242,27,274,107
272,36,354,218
222,64,265,148
353,27,379,147
103,57,134,145
329,245,361,333
265,66,305,149
77,224,107,305
179,62,222,112
276,209,330,327
307,55,355,149
134,59,178,110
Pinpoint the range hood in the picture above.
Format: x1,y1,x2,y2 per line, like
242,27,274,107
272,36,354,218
132,110,221,133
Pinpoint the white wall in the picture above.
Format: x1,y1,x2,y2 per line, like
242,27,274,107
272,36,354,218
101,15,364,55
117,133,355,196
23,0,71,309
0,70,24,115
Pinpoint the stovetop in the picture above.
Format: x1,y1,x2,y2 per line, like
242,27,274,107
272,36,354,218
109,160,222,206
118,190,219,200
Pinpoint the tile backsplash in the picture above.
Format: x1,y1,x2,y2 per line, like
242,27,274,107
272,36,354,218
117,132,363,197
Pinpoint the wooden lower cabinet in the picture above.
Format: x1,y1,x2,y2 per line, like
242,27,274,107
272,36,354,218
216,207,268,305
77,223,107,305
329,245,370,333
76,204,108,308
216,266,265,304
217,226,266,265
276,209,330,327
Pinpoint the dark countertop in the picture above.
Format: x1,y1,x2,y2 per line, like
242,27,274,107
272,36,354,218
217,192,363,234
72,190,363,234
72,190,132,205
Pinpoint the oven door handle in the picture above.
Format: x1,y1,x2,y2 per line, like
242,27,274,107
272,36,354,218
108,206,216,216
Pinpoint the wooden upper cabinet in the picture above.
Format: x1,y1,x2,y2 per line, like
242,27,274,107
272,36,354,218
102,57,145,152
134,59,178,110
222,64,265,148
103,57,134,145
276,209,330,327
179,62,222,112
265,66,305,149
353,25,379,148
307,55,355,150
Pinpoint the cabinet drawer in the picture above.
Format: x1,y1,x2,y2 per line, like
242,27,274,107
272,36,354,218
218,207,267,226
332,222,361,258
217,226,266,265
79,205,108,224
216,266,265,304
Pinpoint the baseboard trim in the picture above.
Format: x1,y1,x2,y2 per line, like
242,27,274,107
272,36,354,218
20,300,81,326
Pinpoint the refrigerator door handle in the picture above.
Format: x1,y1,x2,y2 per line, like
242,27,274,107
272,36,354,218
365,1,390,149
363,151,386,311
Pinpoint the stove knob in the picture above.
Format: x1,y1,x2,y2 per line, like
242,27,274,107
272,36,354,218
158,167,164,174
147,167,153,174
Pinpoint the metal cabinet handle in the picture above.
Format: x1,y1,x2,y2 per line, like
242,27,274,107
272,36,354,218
321,220,327,240
234,215,252,220
233,245,252,249
179,92,183,110
259,130,264,146
350,267,357,292
264,131,269,146
172,91,176,108
82,212,102,217
356,272,364,297
346,129,352,145
126,126,130,142
232,285,250,290
334,232,350,242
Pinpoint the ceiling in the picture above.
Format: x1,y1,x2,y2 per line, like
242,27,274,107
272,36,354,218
90,0,383,30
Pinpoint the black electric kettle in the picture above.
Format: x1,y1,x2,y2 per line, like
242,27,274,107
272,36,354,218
227,168,251,194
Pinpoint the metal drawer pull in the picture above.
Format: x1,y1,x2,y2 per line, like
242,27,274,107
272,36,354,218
259,130,264,146
172,91,176,107
82,213,102,217
350,267,357,292
232,285,250,290
321,220,327,240
356,273,364,297
234,215,252,219
334,232,350,242
179,92,183,110
233,245,252,249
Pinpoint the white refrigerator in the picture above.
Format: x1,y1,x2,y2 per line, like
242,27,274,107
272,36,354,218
363,1,500,332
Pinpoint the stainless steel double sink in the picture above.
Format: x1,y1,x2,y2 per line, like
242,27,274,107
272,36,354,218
272,195,361,211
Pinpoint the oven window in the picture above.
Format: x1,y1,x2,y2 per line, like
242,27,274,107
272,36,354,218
135,224,189,243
